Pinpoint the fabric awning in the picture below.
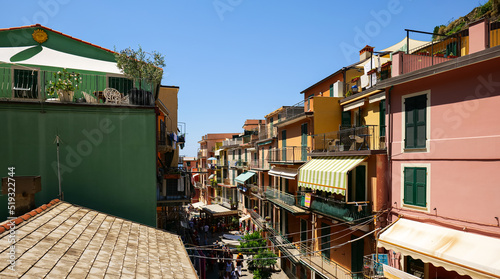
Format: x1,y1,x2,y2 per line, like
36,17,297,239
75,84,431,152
268,167,298,180
208,174,215,179
202,204,238,217
343,98,365,112
378,218,500,279
235,171,256,184
257,140,273,146
298,156,366,195
191,202,205,210
207,157,217,161
369,91,386,103
239,215,251,222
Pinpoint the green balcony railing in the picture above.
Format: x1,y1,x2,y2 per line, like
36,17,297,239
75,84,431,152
299,193,371,223
265,188,297,206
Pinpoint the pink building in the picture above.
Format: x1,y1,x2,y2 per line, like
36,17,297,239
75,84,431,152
377,19,500,279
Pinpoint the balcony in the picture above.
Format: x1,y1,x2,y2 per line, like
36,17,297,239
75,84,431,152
220,197,237,210
249,209,266,229
222,138,243,147
0,68,156,106
298,193,371,223
249,185,266,200
258,124,277,140
265,188,306,214
299,242,360,279
268,146,310,164
311,125,386,155
276,99,307,125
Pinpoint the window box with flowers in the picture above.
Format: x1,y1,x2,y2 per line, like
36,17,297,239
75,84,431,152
46,69,82,102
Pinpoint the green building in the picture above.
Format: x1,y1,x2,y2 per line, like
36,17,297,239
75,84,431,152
0,25,158,226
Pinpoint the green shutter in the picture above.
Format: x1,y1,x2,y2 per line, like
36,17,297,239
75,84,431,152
380,100,386,137
405,95,427,149
321,223,330,259
403,168,415,205
415,168,427,207
330,84,333,97
342,111,351,127
404,167,427,207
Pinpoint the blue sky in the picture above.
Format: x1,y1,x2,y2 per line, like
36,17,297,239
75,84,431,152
2,1,481,157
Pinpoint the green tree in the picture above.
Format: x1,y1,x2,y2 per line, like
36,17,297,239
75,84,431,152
114,46,165,91
238,231,277,279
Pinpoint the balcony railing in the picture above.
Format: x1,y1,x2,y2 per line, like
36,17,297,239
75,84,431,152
222,138,243,147
268,146,310,163
249,209,266,229
299,193,371,223
265,188,297,207
0,68,156,105
220,197,237,210
311,125,385,153
258,124,278,140
277,99,306,124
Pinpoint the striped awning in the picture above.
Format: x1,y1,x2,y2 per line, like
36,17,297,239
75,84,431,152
235,171,256,184
298,156,366,195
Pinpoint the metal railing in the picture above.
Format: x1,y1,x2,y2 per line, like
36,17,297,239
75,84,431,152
222,138,243,147
299,241,358,279
265,188,297,207
268,146,310,163
277,100,306,123
311,125,385,152
0,68,156,105
398,29,466,75
298,193,371,223
258,124,278,140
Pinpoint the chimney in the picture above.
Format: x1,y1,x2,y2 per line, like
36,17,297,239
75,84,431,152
2,176,42,216
468,18,490,54
360,45,374,61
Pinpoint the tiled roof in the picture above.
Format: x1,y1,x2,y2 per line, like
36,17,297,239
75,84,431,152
0,200,198,278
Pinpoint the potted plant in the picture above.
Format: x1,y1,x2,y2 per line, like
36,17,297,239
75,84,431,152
46,69,82,102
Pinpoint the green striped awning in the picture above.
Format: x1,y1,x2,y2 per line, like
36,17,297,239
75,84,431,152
298,156,366,195
235,171,256,184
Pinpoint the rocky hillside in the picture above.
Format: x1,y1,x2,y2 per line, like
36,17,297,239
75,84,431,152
433,0,499,40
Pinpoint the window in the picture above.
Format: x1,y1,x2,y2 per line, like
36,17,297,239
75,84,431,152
404,167,427,207
330,83,334,97
108,76,133,94
13,69,38,99
404,94,427,149
281,130,287,161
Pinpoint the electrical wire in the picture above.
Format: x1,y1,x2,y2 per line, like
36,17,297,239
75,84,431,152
185,215,376,252
184,208,388,250
187,228,380,261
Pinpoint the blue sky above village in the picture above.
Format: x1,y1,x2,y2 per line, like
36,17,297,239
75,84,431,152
1,1,480,157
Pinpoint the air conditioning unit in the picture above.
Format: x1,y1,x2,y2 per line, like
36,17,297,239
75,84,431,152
333,81,344,97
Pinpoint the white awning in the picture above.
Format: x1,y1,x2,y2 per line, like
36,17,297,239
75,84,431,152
369,91,386,103
208,174,215,180
268,167,298,180
0,46,122,74
343,98,365,112
202,204,238,217
239,215,251,222
191,202,205,210
378,218,500,279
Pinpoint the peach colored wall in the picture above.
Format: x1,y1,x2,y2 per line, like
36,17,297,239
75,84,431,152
302,72,344,98
389,57,500,225
278,120,307,148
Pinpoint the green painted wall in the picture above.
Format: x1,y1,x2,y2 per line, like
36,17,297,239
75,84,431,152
0,102,157,226
0,27,116,62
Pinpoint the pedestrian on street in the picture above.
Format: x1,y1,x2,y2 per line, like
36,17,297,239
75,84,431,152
236,253,244,276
